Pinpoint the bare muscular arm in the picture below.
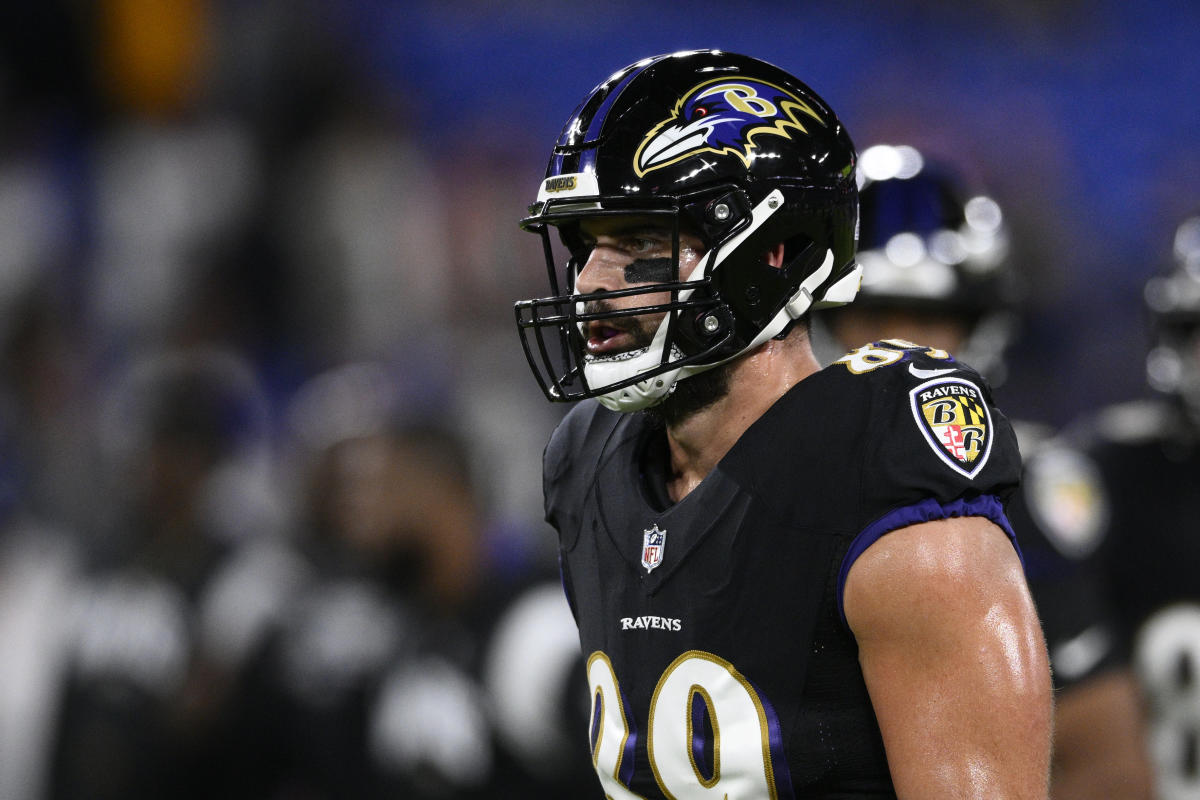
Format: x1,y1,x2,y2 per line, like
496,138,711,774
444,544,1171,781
844,516,1054,799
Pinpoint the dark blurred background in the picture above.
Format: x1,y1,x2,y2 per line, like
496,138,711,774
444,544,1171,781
0,1,1196,798
0,0,1197,516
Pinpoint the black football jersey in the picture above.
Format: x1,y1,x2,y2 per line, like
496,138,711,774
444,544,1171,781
543,340,1023,799
1005,423,1123,691
1074,400,1200,799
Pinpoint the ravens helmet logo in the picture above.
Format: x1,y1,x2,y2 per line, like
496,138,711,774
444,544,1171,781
634,77,825,177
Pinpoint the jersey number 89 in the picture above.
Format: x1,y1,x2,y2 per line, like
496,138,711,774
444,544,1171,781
588,650,783,799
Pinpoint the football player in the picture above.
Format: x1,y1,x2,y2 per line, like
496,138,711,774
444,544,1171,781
44,347,280,800
1068,213,1200,800
821,143,1154,800
216,362,602,799
514,50,1052,798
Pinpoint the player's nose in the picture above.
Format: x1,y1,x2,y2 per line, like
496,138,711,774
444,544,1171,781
575,247,627,294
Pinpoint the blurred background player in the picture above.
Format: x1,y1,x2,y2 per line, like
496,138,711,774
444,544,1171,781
1065,213,1200,800
217,362,598,799
0,381,81,800
818,143,1154,800
43,345,283,800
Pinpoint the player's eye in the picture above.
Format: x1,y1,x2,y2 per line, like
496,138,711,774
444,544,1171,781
623,231,674,256
628,237,658,254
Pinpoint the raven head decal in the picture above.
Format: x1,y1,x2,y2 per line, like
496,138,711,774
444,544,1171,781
633,77,825,178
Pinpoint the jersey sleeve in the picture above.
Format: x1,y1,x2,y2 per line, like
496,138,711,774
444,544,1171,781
832,342,1024,622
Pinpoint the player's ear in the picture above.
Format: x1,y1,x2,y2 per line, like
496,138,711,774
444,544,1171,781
765,242,786,269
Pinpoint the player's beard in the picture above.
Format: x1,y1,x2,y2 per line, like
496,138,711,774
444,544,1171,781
644,362,733,427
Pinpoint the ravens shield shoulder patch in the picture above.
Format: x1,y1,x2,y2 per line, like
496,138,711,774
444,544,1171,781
910,377,993,479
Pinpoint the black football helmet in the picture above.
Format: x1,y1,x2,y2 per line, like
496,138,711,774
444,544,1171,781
1144,213,1200,425
514,49,859,411
824,144,1018,381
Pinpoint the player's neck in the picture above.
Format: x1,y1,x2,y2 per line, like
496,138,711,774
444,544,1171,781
664,336,821,502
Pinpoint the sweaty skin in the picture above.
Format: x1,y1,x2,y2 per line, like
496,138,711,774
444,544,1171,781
575,219,707,360
845,517,1054,800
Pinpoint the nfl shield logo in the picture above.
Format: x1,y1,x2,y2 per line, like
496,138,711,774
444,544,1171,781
641,525,667,573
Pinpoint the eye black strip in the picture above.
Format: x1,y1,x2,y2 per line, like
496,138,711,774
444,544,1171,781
624,257,674,284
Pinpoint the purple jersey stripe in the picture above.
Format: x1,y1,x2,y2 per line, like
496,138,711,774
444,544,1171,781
619,690,639,787
836,495,1022,626
747,674,795,797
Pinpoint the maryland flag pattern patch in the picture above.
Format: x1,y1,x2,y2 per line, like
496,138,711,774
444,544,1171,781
910,377,993,478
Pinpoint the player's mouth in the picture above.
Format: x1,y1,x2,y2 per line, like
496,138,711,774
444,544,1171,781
584,321,638,356
580,298,662,360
